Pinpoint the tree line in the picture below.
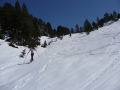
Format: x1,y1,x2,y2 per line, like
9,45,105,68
75,11,120,35
0,0,70,47
0,0,120,47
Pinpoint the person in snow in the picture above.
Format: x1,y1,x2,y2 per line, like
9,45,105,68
27,47,36,62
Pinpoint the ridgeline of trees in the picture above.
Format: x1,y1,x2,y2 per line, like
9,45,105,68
0,1,46,47
73,11,120,35
0,0,120,48
83,11,120,35
0,0,70,47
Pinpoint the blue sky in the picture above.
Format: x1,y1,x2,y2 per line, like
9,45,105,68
0,0,120,29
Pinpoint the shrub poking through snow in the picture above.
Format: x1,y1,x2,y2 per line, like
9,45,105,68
41,40,47,48
19,49,26,58
8,42,18,48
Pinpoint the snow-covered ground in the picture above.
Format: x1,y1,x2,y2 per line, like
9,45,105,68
0,20,120,90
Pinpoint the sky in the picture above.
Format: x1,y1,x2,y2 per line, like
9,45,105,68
0,0,120,29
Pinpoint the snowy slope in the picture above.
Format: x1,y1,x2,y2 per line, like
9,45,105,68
0,20,120,90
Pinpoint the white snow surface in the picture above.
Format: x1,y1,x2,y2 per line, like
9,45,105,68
0,20,120,90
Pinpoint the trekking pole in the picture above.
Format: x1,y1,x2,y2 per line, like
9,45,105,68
23,53,28,64
36,50,40,58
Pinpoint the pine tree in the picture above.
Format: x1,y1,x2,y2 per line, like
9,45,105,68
57,25,70,37
71,28,74,34
53,29,57,36
38,18,46,36
41,40,47,48
96,17,100,27
99,18,104,27
2,2,15,41
113,11,118,21
14,0,21,29
80,27,84,33
0,6,3,35
0,6,2,26
13,0,22,44
62,26,70,35
75,24,79,33
46,22,54,38
21,3,29,45
92,21,98,30
104,12,110,23
27,16,41,47
84,19,92,35
19,49,26,58
57,26,63,37
117,13,120,19
109,14,114,21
